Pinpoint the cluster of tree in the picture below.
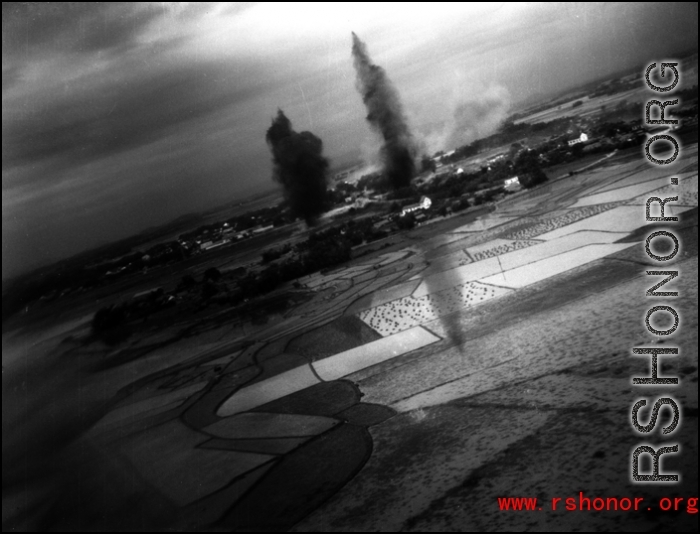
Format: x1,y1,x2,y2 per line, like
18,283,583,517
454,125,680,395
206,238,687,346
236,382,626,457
261,244,293,264
416,163,507,202
4,238,187,321
394,212,416,230
92,304,132,344
668,86,699,120
237,218,384,300
420,156,436,173
2,265,102,322
91,288,175,344
96,241,191,281
592,120,636,138
356,172,387,192
434,117,574,171
238,243,348,299
334,181,359,195
326,186,368,207
451,197,472,212
385,185,420,202
513,150,548,188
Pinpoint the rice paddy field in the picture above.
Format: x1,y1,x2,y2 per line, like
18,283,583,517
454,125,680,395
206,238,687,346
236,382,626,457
2,139,698,531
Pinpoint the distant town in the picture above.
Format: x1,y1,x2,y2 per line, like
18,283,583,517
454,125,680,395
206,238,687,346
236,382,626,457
4,63,698,341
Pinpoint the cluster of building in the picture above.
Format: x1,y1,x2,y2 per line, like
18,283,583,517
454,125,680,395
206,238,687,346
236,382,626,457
194,224,275,252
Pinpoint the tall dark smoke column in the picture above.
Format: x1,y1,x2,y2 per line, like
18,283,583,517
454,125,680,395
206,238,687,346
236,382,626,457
352,34,464,351
266,109,329,226
351,32,416,189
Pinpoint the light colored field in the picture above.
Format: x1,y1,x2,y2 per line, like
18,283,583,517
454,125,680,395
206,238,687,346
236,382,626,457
504,203,618,240
354,250,410,267
428,232,480,247
358,258,698,412
413,229,628,298
217,326,440,416
452,216,515,233
311,326,440,380
470,373,697,412
586,163,673,194
480,243,635,288
345,279,422,314
465,238,515,256
359,282,512,336
428,218,541,257
217,364,320,417
378,251,411,266
571,174,685,207
420,249,471,276
467,239,541,262
413,256,503,296
496,195,546,216
295,405,552,532
204,413,339,439
626,173,698,207
538,204,695,240
497,230,630,268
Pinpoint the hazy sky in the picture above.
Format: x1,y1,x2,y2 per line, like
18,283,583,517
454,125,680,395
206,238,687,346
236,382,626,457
2,2,698,280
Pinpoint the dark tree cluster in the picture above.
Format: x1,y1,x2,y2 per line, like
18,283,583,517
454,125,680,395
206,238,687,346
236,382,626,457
514,150,548,188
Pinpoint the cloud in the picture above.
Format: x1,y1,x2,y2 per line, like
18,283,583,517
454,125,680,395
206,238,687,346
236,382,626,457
2,3,163,57
3,58,263,174
2,2,698,281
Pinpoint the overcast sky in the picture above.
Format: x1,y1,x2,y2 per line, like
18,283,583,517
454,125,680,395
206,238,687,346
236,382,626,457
2,2,698,280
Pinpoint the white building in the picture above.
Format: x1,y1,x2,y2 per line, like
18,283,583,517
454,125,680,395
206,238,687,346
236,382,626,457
200,239,229,251
567,133,589,146
401,196,432,217
503,176,522,192
251,225,274,236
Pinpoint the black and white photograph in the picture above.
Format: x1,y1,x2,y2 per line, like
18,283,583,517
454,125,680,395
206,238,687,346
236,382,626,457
2,2,698,531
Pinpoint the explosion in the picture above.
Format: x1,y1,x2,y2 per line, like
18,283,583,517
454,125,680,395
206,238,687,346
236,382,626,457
351,32,417,190
265,110,329,225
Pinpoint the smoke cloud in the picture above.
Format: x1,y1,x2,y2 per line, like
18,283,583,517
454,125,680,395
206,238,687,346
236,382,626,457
424,84,511,153
351,32,417,190
265,110,329,226
450,85,511,147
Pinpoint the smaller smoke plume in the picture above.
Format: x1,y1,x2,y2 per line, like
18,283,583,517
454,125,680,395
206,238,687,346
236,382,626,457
451,85,511,147
423,85,511,154
265,110,329,225
458,86,510,150
351,32,417,190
